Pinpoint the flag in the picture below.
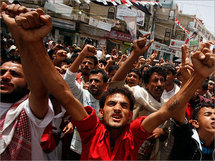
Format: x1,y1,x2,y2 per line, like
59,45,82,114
123,16,137,41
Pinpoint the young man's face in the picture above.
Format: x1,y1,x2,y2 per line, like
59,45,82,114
126,72,140,87
196,107,215,135
145,72,165,101
99,93,132,129
81,58,95,75
165,71,175,87
0,61,27,103
108,69,117,80
88,73,105,97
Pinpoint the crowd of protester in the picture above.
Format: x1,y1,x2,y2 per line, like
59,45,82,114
0,2,215,161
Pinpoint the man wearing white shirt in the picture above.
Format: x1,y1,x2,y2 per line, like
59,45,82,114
64,48,108,159
162,64,180,102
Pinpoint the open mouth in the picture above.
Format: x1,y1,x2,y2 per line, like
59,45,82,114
112,114,122,122
211,122,215,129
0,82,13,89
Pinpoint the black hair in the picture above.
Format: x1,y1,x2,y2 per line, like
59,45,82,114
192,102,214,121
89,68,109,83
86,56,98,66
140,64,151,74
202,80,208,91
99,87,135,111
7,39,15,45
108,64,119,74
3,54,21,64
143,66,166,84
128,68,141,80
99,59,107,66
162,64,176,75
62,58,73,65
174,79,181,87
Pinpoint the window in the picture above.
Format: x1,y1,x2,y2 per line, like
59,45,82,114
80,3,90,16
108,7,115,19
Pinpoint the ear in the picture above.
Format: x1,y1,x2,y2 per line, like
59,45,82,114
128,111,133,121
145,83,148,89
191,120,199,129
99,108,104,118
104,82,108,91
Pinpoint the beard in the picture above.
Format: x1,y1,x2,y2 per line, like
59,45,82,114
89,87,100,96
1,85,29,103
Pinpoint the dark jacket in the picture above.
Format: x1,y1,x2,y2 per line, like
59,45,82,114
169,121,214,160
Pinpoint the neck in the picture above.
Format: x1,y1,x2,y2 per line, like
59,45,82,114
93,94,102,100
198,130,214,147
82,74,89,83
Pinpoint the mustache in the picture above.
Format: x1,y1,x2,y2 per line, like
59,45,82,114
155,86,163,91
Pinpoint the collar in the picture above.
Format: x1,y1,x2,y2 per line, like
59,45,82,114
99,122,131,143
192,128,203,151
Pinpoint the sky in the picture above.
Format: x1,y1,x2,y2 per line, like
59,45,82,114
174,0,215,36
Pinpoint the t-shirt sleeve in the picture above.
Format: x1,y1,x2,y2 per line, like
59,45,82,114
130,116,152,147
72,106,99,144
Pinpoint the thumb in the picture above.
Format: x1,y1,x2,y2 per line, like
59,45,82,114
191,51,205,61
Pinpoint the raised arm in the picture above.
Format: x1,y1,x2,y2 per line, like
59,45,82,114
1,2,88,121
111,34,153,82
141,42,215,132
1,3,50,119
68,44,97,73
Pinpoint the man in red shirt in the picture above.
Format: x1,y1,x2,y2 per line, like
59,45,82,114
1,3,214,160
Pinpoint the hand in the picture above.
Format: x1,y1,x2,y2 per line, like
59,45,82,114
180,45,194,82
81,44,97,57
62,122,74,134
191,42,215,78
150,50,158,60
107,55,115,64
98,63,105,70
1,2,52,42
147,128,164,140
101,46,106,51
160,57,164,64
133,33,153,56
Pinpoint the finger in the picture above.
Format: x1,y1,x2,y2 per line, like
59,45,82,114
1,2,7,12
15,15,25,26
7,3,15,14
30,11,41,27
36,8,45,26
145,40,153,49
191,51,205,61
17,5,29,14
154,50,158,56
198,41,212,51
39,14,53,37
203,53,210,65
142,33,151,38
25,12,36,29
16,13,30,29
181,45,186,65
204,42,212,50
202,48,211,55
203,53,215,67
184,64,194,71
12,4,20,13
136,37,147,48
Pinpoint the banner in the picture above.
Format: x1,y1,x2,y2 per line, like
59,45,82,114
123,16,137,41
169,39,185,50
